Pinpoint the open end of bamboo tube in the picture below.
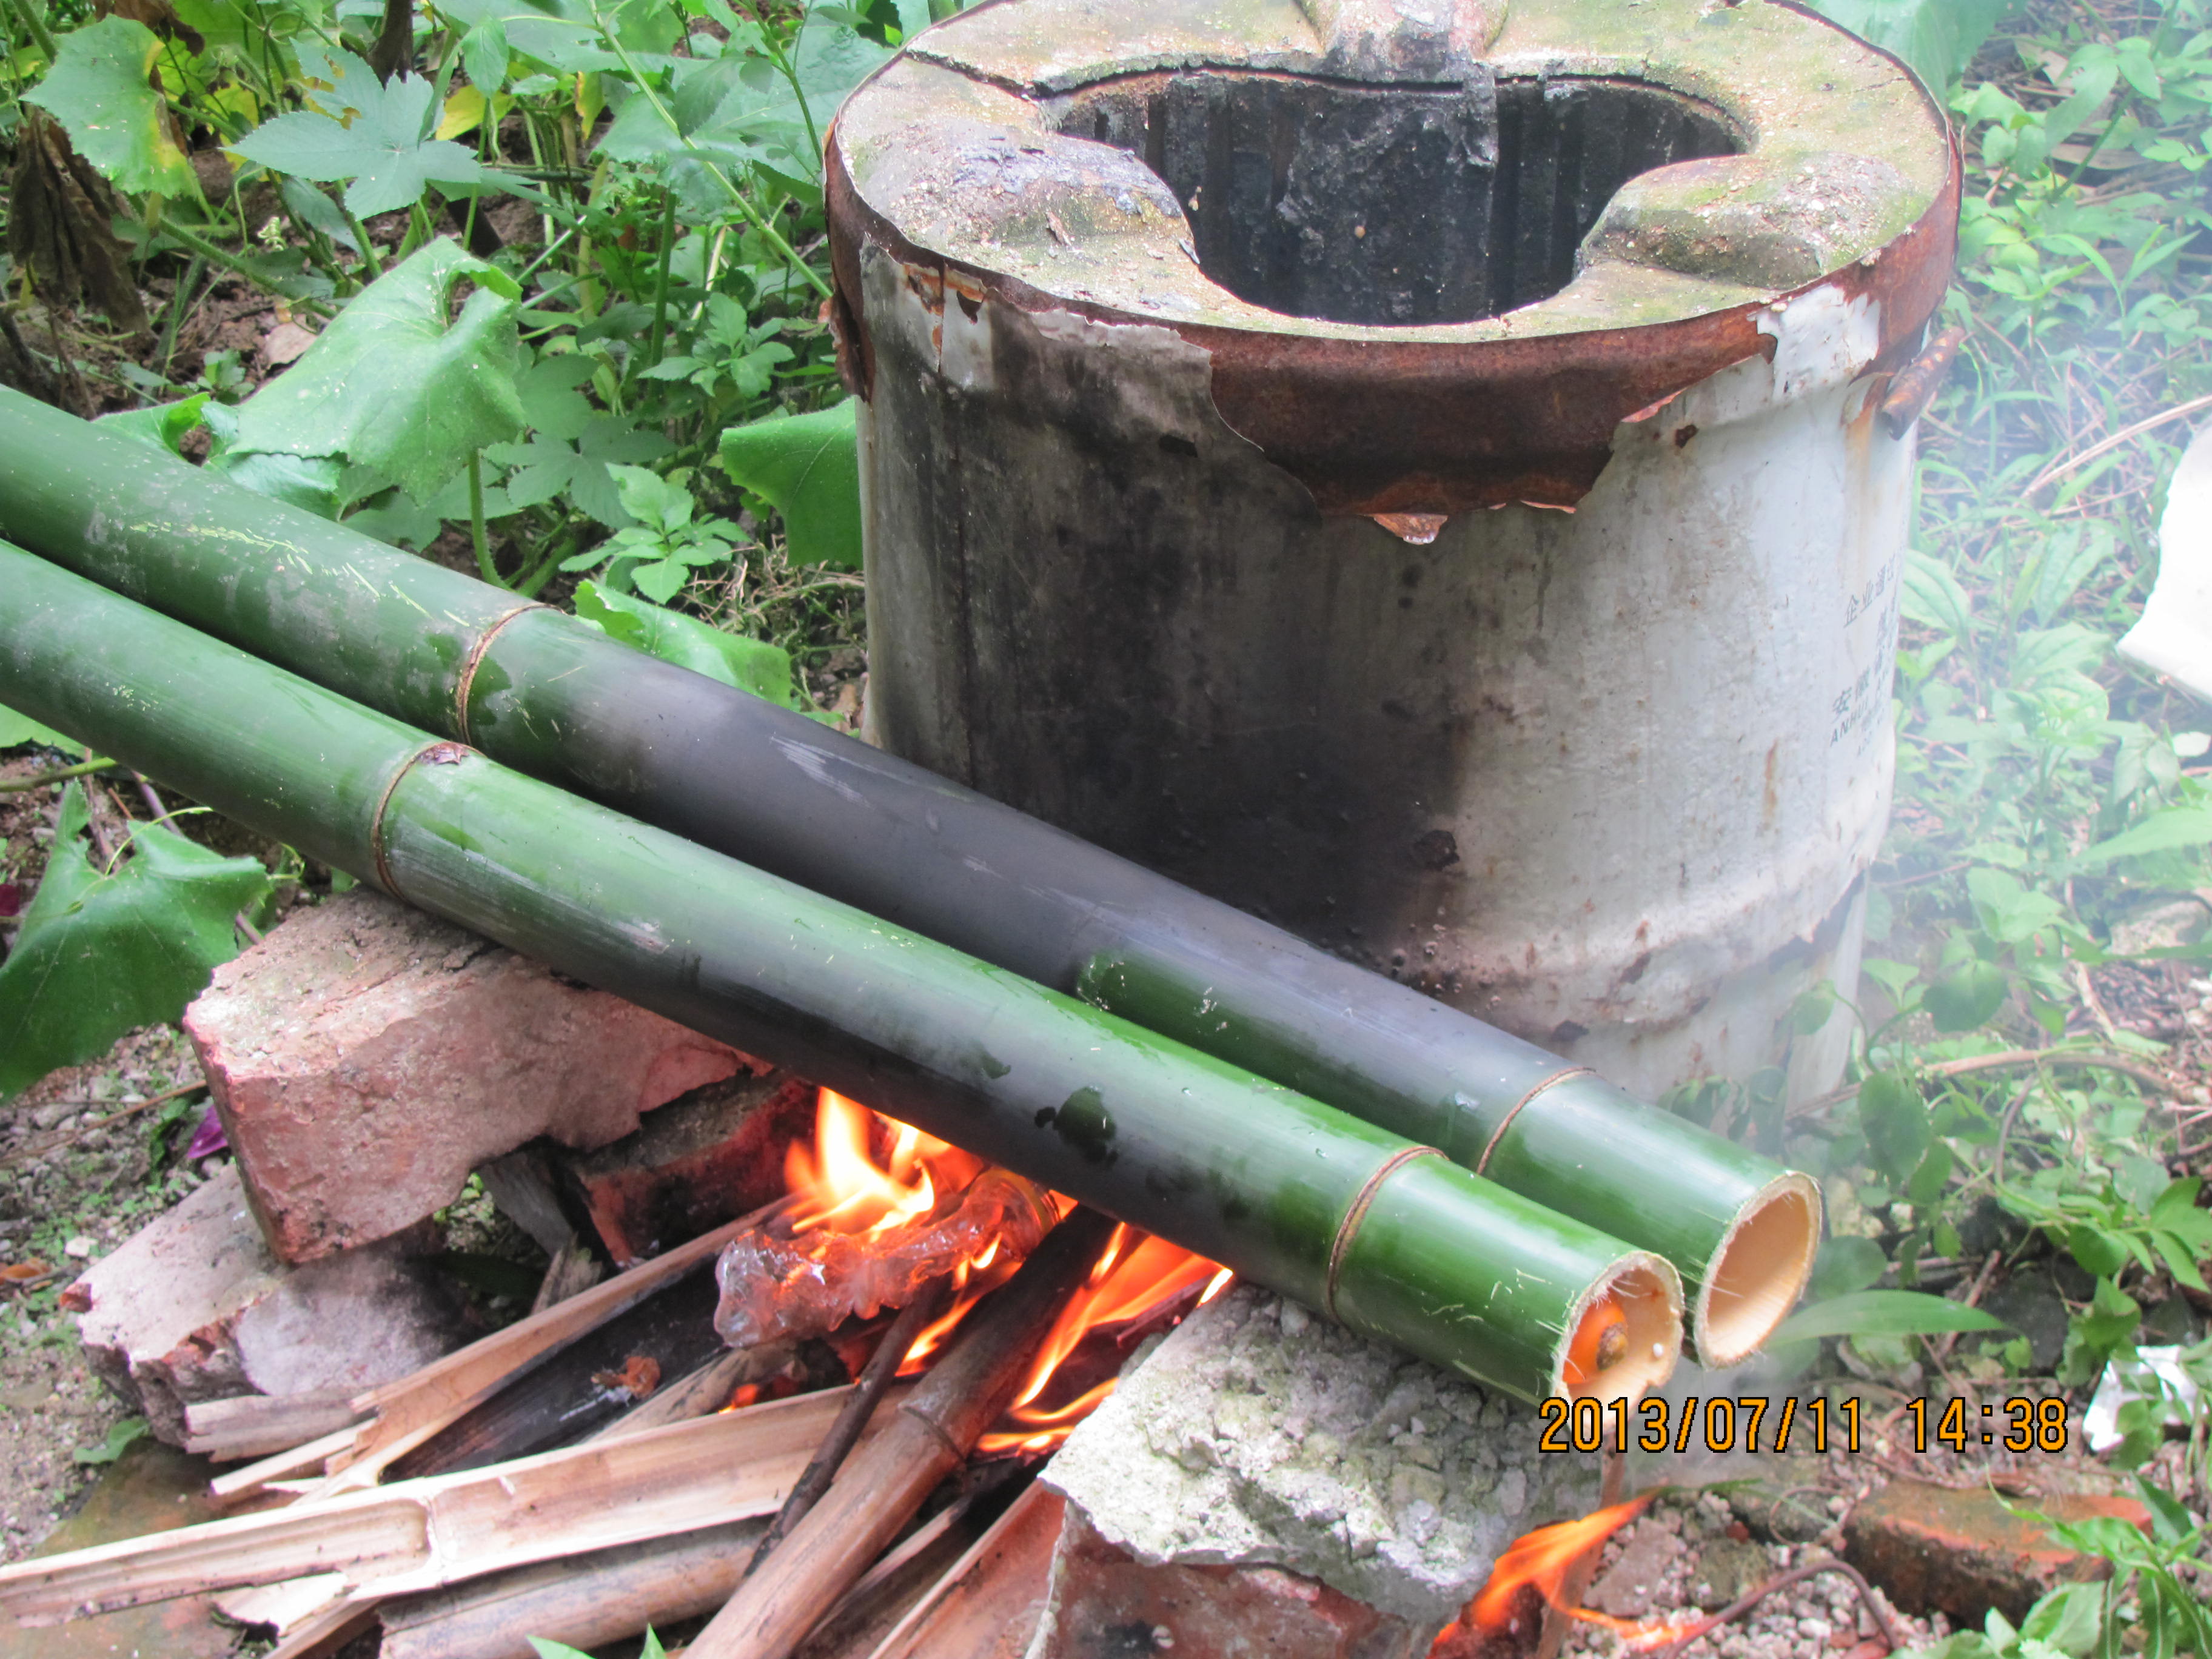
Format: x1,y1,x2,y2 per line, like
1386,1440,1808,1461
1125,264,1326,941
1694,1173,1823,1368
1557,1255,1681,1406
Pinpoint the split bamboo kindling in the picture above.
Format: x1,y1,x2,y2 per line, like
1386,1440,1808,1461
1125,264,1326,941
0,545,1680,1406
0,387,1817,1364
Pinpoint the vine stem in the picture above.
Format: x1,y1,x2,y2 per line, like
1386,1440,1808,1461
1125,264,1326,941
0,757,117,793
10,0,58,64
467,451,501,588
150,221,337,320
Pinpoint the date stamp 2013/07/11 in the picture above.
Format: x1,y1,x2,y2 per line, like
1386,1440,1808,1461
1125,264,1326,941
1536,1395,2073,1456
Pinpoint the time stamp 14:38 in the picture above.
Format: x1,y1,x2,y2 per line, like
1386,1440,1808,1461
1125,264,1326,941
1536,1395,2073,1456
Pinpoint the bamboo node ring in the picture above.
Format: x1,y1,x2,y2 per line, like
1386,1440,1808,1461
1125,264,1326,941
455,603,553,744
367,740,477,900
1473,1067,1595,1175
1324,1145,1444,1322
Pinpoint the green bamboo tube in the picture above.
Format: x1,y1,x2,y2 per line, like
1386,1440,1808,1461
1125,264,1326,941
0,386,1811,1366
0,545,1683,1405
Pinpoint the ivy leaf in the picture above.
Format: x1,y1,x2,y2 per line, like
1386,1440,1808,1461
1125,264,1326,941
573,581,800,707
1857,1071,1932,1187
1768,1289,2008,1346
0,785,274,1102
233,238,525,501
232,49,486,218
25,17,197,198
719,400,862,568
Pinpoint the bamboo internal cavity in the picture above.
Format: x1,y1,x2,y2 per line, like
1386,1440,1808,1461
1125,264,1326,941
1560,1259,1680,1407
1695,1175,1823,1368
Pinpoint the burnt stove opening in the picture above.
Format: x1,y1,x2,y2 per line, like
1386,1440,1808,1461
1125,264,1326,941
1056,73,1741,327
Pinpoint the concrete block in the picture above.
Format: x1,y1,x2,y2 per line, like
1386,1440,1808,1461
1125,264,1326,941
1030,1509,1410,1659
70,1165,461,1446
1041,1285,1601,1636
554,1069,819,1266
1842,1480,2152,1624
185,890,752,1261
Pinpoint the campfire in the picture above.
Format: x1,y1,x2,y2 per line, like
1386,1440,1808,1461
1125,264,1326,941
714,1086,1233,1455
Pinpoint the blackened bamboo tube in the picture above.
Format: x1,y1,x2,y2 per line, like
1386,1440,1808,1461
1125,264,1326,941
0,545,1681,1404
0,387,1810,1364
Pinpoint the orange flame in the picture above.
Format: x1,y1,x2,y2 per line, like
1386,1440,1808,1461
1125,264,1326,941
778,1088,1231,1452
784,1090,979,1237
1452,1495,1703,1654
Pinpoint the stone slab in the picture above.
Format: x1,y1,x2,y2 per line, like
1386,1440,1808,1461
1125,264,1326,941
185,890,754,1261
1042,1285,1601,1632
70,1164,461,1445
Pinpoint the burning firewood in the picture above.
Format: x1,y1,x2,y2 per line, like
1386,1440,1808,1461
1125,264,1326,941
686,1207,1119,1659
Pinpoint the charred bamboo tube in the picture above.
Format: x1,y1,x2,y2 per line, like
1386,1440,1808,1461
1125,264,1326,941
0,546,1680,1404
0,390,1803,1364
689,1209,1117,1659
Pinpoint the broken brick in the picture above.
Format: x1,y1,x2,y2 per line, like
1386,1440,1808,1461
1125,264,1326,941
185,890,757,1262
1842,1479,2151,1625
70,1164,461,1445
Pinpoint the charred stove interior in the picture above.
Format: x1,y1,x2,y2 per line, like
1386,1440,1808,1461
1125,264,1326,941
1054,72,1742,324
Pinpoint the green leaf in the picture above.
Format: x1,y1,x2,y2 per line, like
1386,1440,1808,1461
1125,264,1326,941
0,785,276,1101
232,49,486,218
25,18,197,198
1906,1139,1954,1205
572,581,799,706
1808,1234,1888,1299
526,1643,599,1659
491,415,671,526
1768,1289,2008,1345
462,16,510,91
719,400,862,568
1806,0,2006,93
2070,807,2212,873
73,1416,151,1466
0,702,70,750
1857,1071,1932,1185
233,239,525,501
2076,1277,2140,1350
1923,959,2009,1033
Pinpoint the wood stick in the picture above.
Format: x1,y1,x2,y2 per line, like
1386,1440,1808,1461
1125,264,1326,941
378,1521,768,1659
185,1391,363,1463
743,1280,949,1578
0,1383,891,1624
684,1208,1116,1659
864,1483,1066,1659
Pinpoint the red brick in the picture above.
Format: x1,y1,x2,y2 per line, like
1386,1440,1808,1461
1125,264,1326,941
186,891,756,1262
1843,1479,2151,1625
1031,1509,1410,1659
555,1069,819,1265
